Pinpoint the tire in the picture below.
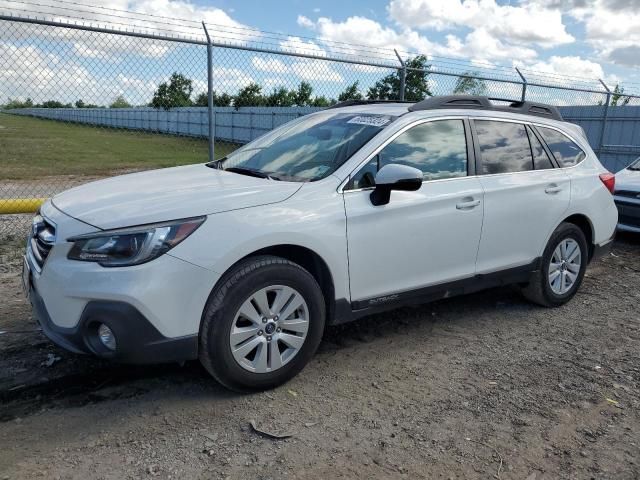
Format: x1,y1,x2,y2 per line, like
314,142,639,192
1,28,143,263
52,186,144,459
199,255,326,392
521,222,588,307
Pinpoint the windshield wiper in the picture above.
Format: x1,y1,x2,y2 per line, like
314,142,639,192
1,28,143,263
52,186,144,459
225,167,277,180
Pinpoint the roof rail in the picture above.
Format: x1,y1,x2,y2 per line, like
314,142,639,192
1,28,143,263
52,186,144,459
326,99,412,109
408,95,563,121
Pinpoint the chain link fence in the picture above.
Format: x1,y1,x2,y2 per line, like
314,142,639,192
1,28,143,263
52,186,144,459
1,13,640,270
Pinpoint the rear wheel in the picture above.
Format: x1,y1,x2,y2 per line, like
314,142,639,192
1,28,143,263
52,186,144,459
199,255,325,392
521,222,588,307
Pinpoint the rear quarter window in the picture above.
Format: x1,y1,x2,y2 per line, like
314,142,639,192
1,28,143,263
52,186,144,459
537,126,586,167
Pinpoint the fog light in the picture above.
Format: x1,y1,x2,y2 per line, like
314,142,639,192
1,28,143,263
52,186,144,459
98,324,116,351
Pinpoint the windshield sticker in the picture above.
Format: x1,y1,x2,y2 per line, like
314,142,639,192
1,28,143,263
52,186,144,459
347,116,391,127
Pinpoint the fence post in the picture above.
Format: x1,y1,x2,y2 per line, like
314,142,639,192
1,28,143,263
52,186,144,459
515,67,527,102
598,78,611,158
394,49,406,101
202,21,215,162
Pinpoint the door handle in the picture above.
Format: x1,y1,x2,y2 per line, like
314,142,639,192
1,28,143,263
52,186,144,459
456,198,481,210
545,184,562,194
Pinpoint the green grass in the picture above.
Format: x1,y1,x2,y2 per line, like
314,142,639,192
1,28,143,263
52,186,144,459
0,113,237,180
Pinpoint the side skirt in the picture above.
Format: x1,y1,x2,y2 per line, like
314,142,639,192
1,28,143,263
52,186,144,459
330,258,540,325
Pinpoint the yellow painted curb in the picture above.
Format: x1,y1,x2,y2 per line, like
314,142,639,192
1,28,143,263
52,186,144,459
0,198,47,214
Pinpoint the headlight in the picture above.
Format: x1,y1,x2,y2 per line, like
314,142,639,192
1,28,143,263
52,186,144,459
67,216,205,267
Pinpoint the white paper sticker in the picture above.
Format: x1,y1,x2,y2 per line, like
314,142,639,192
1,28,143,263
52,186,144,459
347,116,391,127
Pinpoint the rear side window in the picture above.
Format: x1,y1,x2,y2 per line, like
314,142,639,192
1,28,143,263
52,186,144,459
537,126,586,167
475,120,533,174
526,126,554,170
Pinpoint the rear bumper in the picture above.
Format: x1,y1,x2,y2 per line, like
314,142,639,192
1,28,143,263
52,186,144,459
28,280,198,364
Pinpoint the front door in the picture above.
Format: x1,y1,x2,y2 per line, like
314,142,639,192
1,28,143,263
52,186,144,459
343,118,484,303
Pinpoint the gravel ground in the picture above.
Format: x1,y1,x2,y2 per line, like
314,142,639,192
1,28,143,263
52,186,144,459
0,235,639,479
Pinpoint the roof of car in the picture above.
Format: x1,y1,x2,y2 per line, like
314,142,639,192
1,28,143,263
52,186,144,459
327,102,411,116
327,95,564,122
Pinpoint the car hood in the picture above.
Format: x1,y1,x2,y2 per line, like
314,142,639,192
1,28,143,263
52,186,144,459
615,168,640,192
52,164,303,230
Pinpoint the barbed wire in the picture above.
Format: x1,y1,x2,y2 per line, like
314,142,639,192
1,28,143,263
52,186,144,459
0,1,638,95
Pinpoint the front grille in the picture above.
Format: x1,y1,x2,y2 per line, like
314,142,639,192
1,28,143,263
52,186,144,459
29,215,56,270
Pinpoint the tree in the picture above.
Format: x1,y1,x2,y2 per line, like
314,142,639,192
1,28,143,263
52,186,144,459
151,72,194,109
292,81,313,106
453,72,487,96
109,95,132,108
611,84,630,106
338,81,363,102
368,55,432,102
233,83,266,108
267,87,295,107
39,100,72,108
194,91,233,107
3,97,33,109
311,96,332,107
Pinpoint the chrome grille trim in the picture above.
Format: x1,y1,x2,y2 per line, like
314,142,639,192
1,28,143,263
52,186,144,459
28,214,56,271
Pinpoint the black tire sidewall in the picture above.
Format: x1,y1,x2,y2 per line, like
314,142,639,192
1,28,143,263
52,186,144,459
201,258,325,392
540,224,588,306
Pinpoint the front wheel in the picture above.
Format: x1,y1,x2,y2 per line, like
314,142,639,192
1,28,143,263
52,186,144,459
199,255,325,392
521,222,588,307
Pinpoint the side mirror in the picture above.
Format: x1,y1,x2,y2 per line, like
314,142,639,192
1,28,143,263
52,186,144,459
370,163,423,206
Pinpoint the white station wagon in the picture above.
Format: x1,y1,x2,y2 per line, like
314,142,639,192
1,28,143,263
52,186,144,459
24,96,618,391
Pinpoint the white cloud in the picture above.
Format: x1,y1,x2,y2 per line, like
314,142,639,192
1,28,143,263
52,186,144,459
568,1,640,67
314,16,432,55
297,15,315,29
0,0,259,46
301,15,539,64
527,0,640,68
114,74,157,99
444,29,538,62
280,36,327,57
251,57,288,73
518,56,606,81
211,66,254,93
0,42,99,103
290,59,344,82
387,0,574,48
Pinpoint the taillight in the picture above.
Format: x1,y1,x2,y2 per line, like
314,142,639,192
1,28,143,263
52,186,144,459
599,172,615,194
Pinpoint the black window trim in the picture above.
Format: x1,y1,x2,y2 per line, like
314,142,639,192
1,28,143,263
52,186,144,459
342,116,475,192
525,124,559,170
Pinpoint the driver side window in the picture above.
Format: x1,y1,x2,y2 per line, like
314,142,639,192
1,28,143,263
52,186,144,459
349,119,468,189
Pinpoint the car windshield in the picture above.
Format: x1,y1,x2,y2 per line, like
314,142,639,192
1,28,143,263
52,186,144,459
628,157,640,171
210,112,396,182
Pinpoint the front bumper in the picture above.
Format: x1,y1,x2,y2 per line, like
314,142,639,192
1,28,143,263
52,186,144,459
28,278,198,363
24,201,220,363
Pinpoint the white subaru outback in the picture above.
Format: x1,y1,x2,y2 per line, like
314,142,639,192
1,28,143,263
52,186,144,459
24,96,618,391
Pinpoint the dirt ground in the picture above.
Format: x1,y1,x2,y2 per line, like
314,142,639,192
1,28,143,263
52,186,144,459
1,235,639,479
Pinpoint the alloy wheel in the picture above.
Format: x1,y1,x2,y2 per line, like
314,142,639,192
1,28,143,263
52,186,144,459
548,238,581,295
229,285,309,373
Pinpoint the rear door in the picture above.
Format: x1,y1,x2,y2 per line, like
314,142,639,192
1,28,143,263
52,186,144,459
472,119,570,274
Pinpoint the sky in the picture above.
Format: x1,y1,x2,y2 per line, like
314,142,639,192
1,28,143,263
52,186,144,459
126,0,640,86
1,0,639,106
